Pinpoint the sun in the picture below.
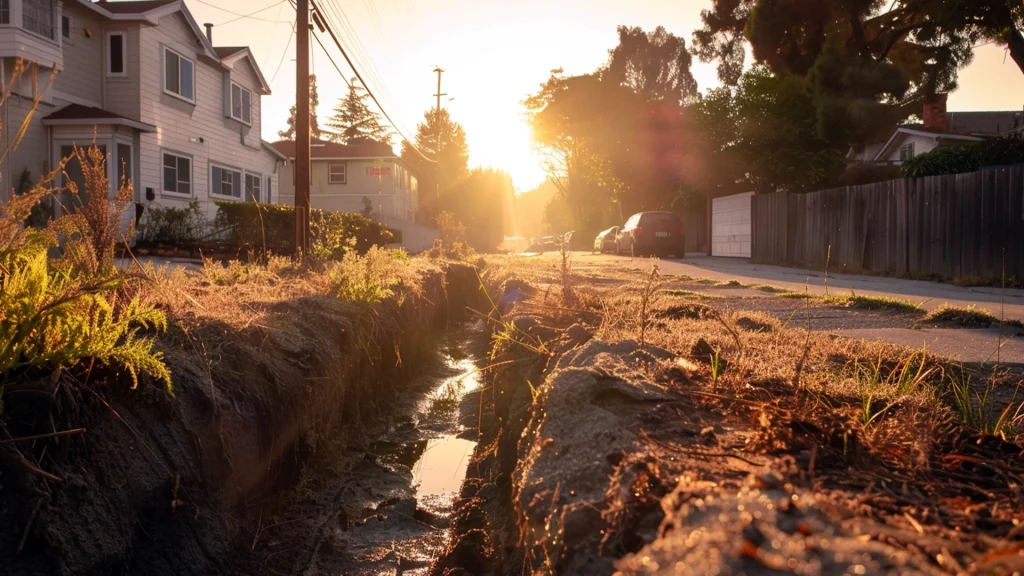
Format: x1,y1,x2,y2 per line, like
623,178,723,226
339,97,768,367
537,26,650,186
462,111,547,193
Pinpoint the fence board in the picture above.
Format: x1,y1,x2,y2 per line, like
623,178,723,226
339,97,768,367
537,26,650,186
750,166,1024,281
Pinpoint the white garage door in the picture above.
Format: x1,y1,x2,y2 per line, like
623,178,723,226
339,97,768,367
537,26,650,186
711,192,753,258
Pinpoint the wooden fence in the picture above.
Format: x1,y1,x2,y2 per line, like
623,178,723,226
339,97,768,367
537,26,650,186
751,166,1024,280
683,209,709,254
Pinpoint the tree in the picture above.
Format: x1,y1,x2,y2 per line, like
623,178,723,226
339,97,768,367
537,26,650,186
401,108,469,218
325,78,391,145
438,168,515,252
279,74,322,140
603,25,699,104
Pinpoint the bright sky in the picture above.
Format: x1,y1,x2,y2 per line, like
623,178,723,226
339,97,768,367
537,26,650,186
185,0,1024,192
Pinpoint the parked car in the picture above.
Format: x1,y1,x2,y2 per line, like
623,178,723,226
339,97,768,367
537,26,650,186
616,212,686,257
593,226,619,253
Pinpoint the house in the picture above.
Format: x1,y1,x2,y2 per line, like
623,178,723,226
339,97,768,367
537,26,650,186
848,96,1024,165
0,0,286,220
273,138,438,252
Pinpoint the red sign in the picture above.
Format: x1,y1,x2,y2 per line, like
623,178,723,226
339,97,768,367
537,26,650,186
366,166,392,176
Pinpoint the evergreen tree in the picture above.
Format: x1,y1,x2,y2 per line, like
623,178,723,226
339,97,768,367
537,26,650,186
279,74,322,140
325,78,391,145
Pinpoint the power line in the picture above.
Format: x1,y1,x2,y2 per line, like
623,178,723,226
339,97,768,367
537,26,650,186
269,22,296,84
193,0,291,26
312,31,352,89
309,0,436,162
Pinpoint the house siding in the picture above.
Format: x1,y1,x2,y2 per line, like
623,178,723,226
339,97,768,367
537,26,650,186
278,159,418,221
0,95,54,203
53,3,104,106
102,24,142,121
136,12,278,218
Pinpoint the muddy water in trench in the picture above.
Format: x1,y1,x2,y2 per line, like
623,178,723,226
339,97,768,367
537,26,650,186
309,322,485,575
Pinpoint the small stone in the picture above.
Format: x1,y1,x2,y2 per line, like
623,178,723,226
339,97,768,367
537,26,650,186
566,323,593,344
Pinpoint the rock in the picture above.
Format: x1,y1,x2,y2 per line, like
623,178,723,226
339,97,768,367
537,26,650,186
565,323,593,345
690,338,727,370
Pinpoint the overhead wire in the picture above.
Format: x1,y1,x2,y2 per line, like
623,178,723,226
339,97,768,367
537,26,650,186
194,0,292,25
308,0,436,162
268,22,296,85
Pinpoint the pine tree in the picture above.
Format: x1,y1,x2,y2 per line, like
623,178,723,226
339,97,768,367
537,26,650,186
279,74,322,140
325,78,391,145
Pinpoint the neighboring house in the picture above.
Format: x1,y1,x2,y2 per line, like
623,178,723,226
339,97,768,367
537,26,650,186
273,138,420,221
273,139,438,252
0,0,285,220
848,96,1024,165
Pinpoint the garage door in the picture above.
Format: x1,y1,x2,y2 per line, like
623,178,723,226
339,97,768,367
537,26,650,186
711,192,753,258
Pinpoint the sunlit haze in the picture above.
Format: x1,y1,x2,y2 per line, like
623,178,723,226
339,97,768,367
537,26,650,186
186,0,1024,192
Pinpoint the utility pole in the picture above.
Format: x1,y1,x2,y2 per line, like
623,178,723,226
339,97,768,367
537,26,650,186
432,67,445,204
295,0,311,256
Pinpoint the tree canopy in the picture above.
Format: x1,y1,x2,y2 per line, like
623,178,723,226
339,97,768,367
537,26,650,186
401,108,470,219
279,74,322,141
603,26,699,104
325,78,391,145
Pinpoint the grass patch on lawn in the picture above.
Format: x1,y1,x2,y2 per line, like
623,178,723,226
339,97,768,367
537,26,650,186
922,304,998,327
826,294,924,313
663,289,723,301
778,291,818,299
749,284,788,293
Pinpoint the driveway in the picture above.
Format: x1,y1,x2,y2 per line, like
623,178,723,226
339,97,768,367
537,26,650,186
575,253,1024,323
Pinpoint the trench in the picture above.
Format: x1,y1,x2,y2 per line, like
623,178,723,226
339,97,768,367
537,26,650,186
303,320,488,575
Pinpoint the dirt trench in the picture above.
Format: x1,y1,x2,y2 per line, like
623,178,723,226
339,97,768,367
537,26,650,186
0,263,484,576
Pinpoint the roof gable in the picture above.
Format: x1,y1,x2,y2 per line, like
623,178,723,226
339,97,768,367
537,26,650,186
872,127,983,162
220,47,271,94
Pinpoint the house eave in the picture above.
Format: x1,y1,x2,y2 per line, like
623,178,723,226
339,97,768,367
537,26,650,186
871,128,984,162
42,117,158,133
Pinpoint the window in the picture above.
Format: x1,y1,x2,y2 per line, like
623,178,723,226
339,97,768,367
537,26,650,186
162,152,191,196
107,32,125,76
212,165,242,198
23,0,55,39
231,83,252,124
61,14,70,39
328,163,346,184
244,172,262,202
164,47,195,102
900,142,916,162
0,1,9,25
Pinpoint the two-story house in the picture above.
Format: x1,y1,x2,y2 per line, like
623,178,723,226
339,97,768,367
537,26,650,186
0,0,285,219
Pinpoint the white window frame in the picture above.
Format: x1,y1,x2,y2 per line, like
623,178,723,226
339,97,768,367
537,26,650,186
210,163,243,200
244,171,263,202
328,162,346,185
230,82,252,125
107,31,127,78
161,150,192,197
900,142,915,162
163,46,195,104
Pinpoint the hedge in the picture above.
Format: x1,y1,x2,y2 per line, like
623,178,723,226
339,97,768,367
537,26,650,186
901,133,1024,178
213,201,396,258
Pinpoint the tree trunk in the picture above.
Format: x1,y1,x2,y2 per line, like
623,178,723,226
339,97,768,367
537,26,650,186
1005,28,1024,77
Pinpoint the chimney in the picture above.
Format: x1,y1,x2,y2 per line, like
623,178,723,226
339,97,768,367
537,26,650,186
922,94,948,132
204,23,213,44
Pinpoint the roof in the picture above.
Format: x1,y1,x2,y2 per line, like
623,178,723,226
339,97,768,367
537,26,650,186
214,46,247,59
42,104,157,132
946,111,1024,136
872,127,983,162
93,0,176,13
271,139,399,160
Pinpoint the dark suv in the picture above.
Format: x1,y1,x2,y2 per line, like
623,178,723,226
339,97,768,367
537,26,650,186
616,212,686,257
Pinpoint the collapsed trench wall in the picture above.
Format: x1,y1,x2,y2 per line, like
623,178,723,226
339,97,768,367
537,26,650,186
0,263,481,576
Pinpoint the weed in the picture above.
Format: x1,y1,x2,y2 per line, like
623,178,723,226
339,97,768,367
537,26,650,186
710,348,723,387
946,368,1022,437
749,284,787,293
326,246,420,305
922,304,998,327
718,279,743,287
779,291,817,299
828,294,923,313
638,263,662,349
662,289,722,300
558,232,575,306
430,211,474,260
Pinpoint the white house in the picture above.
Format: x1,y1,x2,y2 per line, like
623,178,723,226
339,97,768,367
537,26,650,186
0,0,285,219
273,138,438,252
848,96,1024,165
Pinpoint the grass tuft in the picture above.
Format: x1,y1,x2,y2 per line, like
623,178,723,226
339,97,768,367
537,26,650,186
827,294,923,313
749,284,788,293
922,304,998,328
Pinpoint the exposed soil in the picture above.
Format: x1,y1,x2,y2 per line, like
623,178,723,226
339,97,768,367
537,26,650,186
0,262,486,575
429,258,1024,576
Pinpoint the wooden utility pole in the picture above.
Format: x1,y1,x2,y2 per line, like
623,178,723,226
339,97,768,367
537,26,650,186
295,0,311,256
432,67,445,203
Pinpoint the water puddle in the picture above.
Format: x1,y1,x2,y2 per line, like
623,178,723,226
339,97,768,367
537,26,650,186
318,323,485,575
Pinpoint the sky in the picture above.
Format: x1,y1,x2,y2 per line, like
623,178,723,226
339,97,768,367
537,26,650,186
185,0,1024,193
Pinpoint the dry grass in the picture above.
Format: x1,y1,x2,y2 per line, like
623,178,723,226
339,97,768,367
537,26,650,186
922,304,998,327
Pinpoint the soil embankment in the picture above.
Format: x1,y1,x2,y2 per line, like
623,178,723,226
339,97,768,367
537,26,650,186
0,261,482,575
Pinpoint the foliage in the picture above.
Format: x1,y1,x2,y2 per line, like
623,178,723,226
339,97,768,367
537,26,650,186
429,211,473,260
136,199,206,245
439,167,514,252
0,155,171,397
602,26,698,104
278,74,322,140
401,108,470,218
212,201,395,259
324,77,391,145
901,134,1024,178
325,246,418,305
922,304,998,327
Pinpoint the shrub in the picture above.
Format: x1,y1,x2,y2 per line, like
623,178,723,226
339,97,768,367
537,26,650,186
325,246,418,305
137,199,207,245
0,147,172,400
212,201,395,259
901,133,1024,178
429,211,473,260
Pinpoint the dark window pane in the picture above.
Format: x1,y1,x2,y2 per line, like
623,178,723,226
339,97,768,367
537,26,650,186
62,15,69,38
163,166,176,191
165,50,178,93
177,157,190,183
110,34,124,74
242,90,251,123
232,85,241,118
180,58,194,99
